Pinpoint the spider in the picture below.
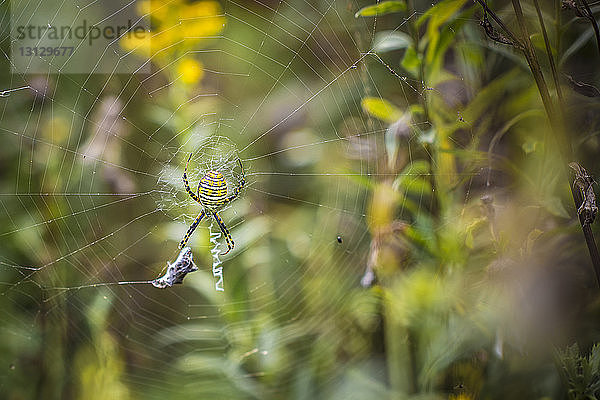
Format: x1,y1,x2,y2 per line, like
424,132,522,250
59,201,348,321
178,153,245,254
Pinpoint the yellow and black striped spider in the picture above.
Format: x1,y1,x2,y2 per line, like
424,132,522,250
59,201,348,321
178,154,245,254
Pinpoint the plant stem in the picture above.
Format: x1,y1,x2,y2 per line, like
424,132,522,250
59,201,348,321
407,0,430,123
384,305,417,397
532,0,564,102
531,0,564,190
511,0,600,288
570,184,600,287
510,0,550,104
555,0,561,58
472,0,523,46
580,0,600,56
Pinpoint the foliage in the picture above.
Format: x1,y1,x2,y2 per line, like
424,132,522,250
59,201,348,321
355,1,407,18
557,344,600,400
1,0,600,399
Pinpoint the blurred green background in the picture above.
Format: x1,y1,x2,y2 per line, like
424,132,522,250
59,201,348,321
1,0,600,399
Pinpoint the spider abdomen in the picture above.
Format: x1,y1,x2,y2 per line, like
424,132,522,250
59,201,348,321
180,154,245,253
198,170,228,208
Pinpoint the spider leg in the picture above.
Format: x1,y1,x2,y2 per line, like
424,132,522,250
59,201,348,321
179,210,206,249
212,211,234,255
222,159,247,205
183,153,202,204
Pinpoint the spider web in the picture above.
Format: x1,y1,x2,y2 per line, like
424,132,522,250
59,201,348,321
0,0,483,398
157,135,244,223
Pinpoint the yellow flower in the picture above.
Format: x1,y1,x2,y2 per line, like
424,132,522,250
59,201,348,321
449,394,472,400
185,0,223,18
177,58,204,85
136,0,172,23
120,1,225,59
120,30,151,54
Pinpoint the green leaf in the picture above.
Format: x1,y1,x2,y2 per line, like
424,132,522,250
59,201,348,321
401,176,433,196
416,0,468,66
562,26,595,63
402,160,430,175
401,46,420,77
542,196,570,219
373,31,412,53
465,217,487,249
530,33,556,56
409,104,424,117
394,160,432,198
416,0,466,29
361,97,402,123
460,69,523,125
355,1,406,17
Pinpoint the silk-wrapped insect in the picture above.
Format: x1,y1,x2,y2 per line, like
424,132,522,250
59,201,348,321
152,247,198,288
